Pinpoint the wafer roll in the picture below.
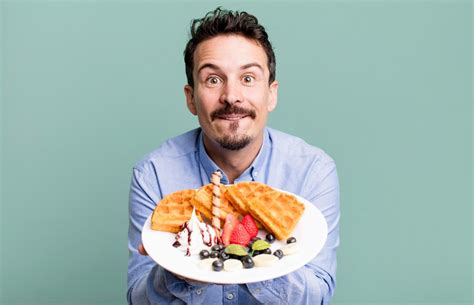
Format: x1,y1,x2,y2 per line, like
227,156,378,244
211,171,222,234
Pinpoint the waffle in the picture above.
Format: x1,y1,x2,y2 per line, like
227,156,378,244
225,181,274,215
151,189,201,233
247,190,305,240
191,184,242,223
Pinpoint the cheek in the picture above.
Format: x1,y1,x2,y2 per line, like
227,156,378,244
194,101,217,121
250,92,271,114
195,89,220,109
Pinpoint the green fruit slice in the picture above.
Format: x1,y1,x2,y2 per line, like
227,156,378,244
224,244,248,256
251,240,271,251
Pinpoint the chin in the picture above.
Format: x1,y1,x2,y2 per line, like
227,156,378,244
216,134,253,151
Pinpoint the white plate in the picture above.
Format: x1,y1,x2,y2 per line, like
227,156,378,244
142,190,328,284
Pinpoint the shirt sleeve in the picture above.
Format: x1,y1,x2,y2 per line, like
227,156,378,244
246,160,340,305
127,167,208,305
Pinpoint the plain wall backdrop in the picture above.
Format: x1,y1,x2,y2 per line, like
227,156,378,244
1,1,472,305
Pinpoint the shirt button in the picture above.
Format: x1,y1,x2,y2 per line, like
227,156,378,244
226,293,234,300
196,288,202,295
255,288,261,294
254,171,258,177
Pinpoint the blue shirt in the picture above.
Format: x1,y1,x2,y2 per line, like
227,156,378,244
127,127,340,305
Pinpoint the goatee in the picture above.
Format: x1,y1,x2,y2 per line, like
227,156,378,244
216,134,252,150
211,104,256,150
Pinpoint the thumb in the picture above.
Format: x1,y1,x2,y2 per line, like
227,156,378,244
138,243,148,256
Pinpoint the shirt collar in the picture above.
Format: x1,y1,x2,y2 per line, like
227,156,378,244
197,128,271,184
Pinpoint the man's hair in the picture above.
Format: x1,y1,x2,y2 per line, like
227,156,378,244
184,7,276,88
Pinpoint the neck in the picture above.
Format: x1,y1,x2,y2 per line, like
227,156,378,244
203,132,264,184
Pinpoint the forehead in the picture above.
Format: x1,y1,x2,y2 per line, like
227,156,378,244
194,34,268,74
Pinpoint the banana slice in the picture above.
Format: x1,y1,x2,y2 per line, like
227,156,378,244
253,254,278,267
224,259,243,272
197,258,215,271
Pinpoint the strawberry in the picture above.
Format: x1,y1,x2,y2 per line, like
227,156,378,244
229,223,251,246
241,214,258,238
221,214,239,246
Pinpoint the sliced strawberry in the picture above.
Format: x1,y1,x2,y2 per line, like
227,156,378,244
229,223,251,246
241,214,258,238
221,214,239,246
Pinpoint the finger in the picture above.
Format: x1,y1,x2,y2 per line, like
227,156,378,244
138,243,148,256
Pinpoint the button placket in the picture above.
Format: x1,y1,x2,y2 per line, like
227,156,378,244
223,285,238,303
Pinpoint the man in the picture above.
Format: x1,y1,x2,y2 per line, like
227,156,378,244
127,7,340,305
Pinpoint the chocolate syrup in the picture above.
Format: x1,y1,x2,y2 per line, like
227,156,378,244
172,213,217,256
203,225,212,247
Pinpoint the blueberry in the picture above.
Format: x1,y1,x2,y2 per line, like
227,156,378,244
273,249,284,259
265,233,275,243
219,251,230,260
241,255,254,269
262,248,271,255
211,244,223,252
199,249,210,260
251,236,261,243
287,237,297,244
210,251,219,258
212,260,224,272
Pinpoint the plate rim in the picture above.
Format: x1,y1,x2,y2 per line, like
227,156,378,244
142,188,328,284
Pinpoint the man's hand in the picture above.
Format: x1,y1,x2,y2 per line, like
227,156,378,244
138,243,148,256
137,243,207,286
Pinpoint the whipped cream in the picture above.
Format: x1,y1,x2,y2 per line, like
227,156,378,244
172,208,218,256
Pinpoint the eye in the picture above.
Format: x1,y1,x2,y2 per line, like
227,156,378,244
242,75,255,84
206,76,222,86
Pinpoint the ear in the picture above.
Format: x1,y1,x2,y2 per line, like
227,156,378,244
267,80,278,112
184,85,197,115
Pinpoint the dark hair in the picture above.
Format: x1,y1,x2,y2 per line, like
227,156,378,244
184,7,276,88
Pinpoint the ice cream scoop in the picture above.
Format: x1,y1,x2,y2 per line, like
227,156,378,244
173,208,218,256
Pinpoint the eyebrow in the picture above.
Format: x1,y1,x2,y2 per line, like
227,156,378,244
241,62,264,72
197,62,264,74
197,63,221,75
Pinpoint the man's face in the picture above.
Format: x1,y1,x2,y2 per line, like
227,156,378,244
184,34,278,151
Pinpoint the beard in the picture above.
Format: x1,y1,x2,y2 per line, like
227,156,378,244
211,105,256,150
216,132,252,150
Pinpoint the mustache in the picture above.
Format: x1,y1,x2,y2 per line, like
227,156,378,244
211,105,256,121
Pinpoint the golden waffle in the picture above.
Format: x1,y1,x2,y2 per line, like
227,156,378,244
247,190,305,240
225,181,274,215
191,184,242,222
151,189,201,233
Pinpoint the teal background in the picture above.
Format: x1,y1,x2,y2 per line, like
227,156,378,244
1,1,472,305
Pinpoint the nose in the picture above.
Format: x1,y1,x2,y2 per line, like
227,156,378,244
219,81,241,105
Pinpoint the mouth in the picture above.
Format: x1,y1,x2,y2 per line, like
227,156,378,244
216,114,249,121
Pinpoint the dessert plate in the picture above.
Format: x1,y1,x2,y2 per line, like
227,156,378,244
141,190,328,284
